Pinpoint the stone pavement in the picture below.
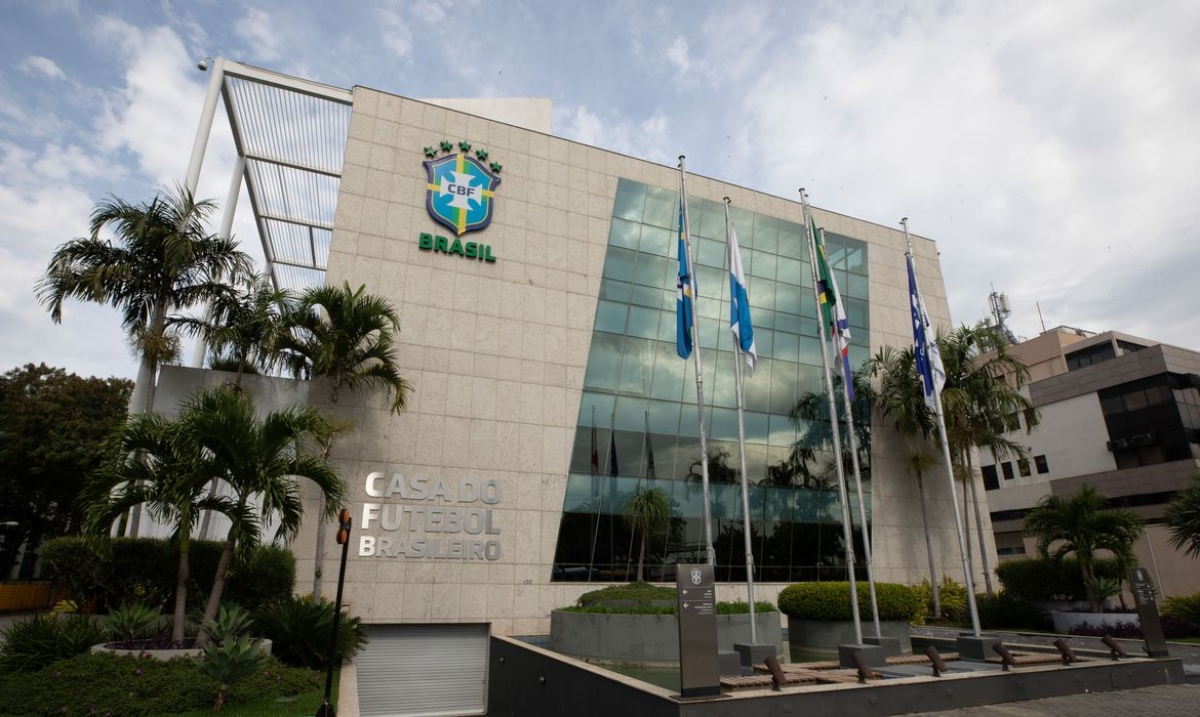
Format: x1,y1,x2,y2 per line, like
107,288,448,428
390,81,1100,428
903,683,1197,716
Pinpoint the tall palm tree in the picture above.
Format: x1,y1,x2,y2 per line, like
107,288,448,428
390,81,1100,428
938,325,1039,595
179,388,345,644
1165,472,1200,558
176,271,293,389
623,488,671,583
38,186,251,414
1023,484,1143,612
275,282,412,413
85,412,241,643
867,345,944,616
274,282,412,598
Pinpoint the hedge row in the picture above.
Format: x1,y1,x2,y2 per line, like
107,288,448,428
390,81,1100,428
40,537,295,613
994,557,1122,602
777,581,920,622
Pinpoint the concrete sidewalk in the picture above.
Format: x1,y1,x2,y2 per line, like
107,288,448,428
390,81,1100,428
905,683,1197,716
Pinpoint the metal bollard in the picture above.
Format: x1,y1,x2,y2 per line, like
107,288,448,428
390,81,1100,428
850,649,873,684
1101,635,1128,661
764,654,787,692
992,642,1017,672
926,645,949,677
1052,638,1078,665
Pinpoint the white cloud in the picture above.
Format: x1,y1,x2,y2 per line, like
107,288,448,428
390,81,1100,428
410,0,447,24
666,36,690,75
235,8,283,62
18,55,66,81
556,105,672,165
379,4,413,60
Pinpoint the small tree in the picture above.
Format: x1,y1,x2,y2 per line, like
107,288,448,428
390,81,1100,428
1165,472,1200,558
623,488,671,583
1023,485,1143,612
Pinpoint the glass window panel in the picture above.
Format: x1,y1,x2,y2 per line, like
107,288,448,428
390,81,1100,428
750,250,776,280
748,278,775,309
799,261,813,289
640,225,671,257
643,185,678,229
578,392,616,425
799,294,816,324
800,316,818,337
777,220,802,258
650,342,686,401
657,314,677,342
696,265,726,301
697,237,726,268
630,283,664,308
648,399,681,435
769,413,797,446
777,256,803,286
618,337,654,395
845,297,869,329
698,294,722,323
753,214,779,252
584,335,623,390
627,306,660,339
603,246,637,282
744,411,770,444
774,312,801,334
711,353,738,408
845,240,868,274
685,196,704,226
612,179,646,221
731,207,755,245
799,336,823,364
710,407,739,442
755,329,774,358
845,273,869,300
608,218,641,249
744,358,772,412
699,202,725,239
770,362,799,415
594,300,628,334
634,252,671,288
601,279,631,302
615,395,650,431
773,332,800,363
848,344,870,374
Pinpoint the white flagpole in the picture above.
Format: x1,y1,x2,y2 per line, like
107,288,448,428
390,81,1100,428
725,197,757,643
901,217,982,637
801,190,862,644
680,156,716,566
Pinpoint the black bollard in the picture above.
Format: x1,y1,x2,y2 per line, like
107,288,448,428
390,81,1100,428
850,649,873,684
926,645,949,677
764,654,787,692
992,642,1017,672
1052,638,1078,665
1101,635,1128,661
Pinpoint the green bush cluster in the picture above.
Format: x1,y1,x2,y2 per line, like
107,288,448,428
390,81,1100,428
560,600,776,616
910,576,970,623
0,652,319,716
575,582,676,606
1162,592,1200,625
40,537,294,613
0,614,109,674
253,595,369,670
776,582,919,622
995,557,1122,602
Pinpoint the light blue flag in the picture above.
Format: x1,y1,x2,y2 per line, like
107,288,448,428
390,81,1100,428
908,253,945,410
676,201,694,359
728,222,757,375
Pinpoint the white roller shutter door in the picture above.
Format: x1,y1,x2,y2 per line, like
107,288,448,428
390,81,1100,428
357,624,489,717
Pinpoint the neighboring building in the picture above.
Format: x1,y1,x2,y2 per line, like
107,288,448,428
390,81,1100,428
173,60,984,717
982,327,1200,596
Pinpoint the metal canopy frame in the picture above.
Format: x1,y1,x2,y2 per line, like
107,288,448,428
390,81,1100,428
215,60,353,293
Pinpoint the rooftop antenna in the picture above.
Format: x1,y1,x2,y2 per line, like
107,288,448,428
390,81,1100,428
988,284,1019,344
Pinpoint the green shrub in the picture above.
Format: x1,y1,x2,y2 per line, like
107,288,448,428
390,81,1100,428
910,576,969,622
0,614,109,674
576,582,676,606
974,593,1052,631
40,537,296,614
105,602,164,644
777,582,919,622
995,557,1122,602
715,600,777,615
558,600,776,616
253,596,368,670
199,605,267,712
0,652,319,716
1162,592,1200,625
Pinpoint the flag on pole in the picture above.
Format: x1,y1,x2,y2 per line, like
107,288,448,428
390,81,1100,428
907,253,946,410
676,200,695,359
727,221,757,376
814,223,854,399
608,429,620,477
590,421,599,473
644,411,657,479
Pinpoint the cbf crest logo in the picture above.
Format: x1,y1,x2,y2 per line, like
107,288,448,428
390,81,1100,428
423,140,502,236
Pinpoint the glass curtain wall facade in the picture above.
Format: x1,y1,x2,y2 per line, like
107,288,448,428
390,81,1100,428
551,179,873,583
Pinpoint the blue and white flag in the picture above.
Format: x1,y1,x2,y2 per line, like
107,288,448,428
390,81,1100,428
727,222,757,376
907,253,945,410
676,200,695,359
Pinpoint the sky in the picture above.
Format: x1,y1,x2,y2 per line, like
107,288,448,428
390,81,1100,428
2,0,1199,381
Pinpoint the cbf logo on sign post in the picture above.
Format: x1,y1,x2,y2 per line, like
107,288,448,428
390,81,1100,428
423,140,502,236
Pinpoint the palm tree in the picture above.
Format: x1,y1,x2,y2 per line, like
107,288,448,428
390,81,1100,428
275,282,412,413
274,282,412,598
1165,472,1200,558
179,388,345,644
176,271,293,389
867,345,944,616
623,488,671,583
86,412,241,643
938,325,1039,596
1023,484,1143,612
38,186,251,414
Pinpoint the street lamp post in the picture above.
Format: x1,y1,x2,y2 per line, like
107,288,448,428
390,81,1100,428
315,509,352,717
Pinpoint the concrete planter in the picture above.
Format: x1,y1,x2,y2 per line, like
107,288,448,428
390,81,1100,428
90,638,272,661
1050,610,1139,633
550,610,782,662
788,619,912,654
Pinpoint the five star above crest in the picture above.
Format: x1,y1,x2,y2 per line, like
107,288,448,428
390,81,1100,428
423,146,437,158
439,140,454,152
458,141,472,152
476,149,489,161
428,139,501,174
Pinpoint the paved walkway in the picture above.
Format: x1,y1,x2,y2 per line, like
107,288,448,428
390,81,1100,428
904,683,1197,716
